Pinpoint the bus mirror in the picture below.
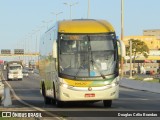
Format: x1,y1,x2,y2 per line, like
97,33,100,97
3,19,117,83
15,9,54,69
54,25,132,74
53,40,57,58
117,39,126,57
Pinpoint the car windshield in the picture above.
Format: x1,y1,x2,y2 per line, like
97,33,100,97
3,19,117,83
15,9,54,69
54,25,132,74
59,34,118,78
23,70,28,73
9,66,21,70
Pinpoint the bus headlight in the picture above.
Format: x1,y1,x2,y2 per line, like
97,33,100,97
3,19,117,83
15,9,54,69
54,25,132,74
111,81,119,87
62,83,69,88
60,82,74,89
60,82,69,88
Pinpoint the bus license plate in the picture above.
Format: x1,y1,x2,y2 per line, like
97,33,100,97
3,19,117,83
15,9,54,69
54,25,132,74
85,93,95,97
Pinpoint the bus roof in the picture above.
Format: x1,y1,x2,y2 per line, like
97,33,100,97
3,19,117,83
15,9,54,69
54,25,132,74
58,19,115,34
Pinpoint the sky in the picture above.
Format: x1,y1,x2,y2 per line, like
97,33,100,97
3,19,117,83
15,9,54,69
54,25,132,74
0,0,160,52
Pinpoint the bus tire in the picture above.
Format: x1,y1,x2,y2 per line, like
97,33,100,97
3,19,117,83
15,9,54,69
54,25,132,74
55,100,64,108
44,97,51,104
52,83,64,107
42,82,46,97
42,82,51,104
103,100,112,108
52,83,56,105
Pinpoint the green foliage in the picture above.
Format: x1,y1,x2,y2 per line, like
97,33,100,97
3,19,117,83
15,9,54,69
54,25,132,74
126,39,149,68
126,39,149,58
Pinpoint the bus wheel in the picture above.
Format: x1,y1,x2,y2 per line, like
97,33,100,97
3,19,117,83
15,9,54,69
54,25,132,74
55,100,64,108
45,97,52,104
103,100,112,108
52,84,56,105
42,83,46,96
42,83,51,104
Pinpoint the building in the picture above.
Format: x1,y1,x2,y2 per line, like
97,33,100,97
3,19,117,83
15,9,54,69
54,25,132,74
124,35,160,73
123,36,160,50
143,29,160,40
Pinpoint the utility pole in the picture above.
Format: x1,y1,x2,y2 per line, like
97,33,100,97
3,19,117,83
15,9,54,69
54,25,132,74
121,0,124,77
64,2,78,19
129,40,133,78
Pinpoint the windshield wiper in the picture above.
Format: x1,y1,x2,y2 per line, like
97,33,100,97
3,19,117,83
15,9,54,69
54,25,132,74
90,59,106,79
88,36,106,79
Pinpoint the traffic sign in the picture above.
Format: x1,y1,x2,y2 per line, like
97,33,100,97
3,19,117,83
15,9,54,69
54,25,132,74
1,49,11,54
14,49,24,54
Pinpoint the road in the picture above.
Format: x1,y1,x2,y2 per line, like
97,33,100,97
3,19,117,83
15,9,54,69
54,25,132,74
1,67,160,119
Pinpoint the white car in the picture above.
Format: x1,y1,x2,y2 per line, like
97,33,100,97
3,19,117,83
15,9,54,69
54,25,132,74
28,68,34,73
22,70,29,77
25,63,29,68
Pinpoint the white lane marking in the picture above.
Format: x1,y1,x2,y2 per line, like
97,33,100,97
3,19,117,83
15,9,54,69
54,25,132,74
3,77,64,120
118,98,151,101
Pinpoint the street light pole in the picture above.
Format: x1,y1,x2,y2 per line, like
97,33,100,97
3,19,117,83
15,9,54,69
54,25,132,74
121,0,124,41
69,5,71,19
87,0,90,19
42,20,53,30
32,30,37,53
64,2,78,19
121,0,124,77
33,25,44,64
51,12,63,21
129,40,133,78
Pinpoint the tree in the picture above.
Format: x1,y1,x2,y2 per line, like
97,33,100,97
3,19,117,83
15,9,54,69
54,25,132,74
126,39,149,67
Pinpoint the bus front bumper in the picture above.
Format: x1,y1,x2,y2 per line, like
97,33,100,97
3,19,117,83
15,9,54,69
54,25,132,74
57,84,119,101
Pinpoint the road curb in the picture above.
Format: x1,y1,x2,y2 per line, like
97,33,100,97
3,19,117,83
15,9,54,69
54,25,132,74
120,78,160,93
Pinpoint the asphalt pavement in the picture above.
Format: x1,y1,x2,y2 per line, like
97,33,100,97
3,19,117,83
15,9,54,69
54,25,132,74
1,65,160,120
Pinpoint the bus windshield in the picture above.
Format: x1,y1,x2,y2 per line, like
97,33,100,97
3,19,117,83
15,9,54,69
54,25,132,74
59,34,118,79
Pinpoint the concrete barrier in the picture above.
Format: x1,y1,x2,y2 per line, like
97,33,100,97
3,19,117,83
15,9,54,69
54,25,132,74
0,70,4,101
1,87,12,106
120,78,160,93
0,82,4,99
0,69,12,107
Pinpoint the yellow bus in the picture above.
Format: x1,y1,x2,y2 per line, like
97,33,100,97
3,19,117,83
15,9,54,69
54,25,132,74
39,19,125,107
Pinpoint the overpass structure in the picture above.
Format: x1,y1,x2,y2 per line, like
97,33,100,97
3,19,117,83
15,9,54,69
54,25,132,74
0,53,39,57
